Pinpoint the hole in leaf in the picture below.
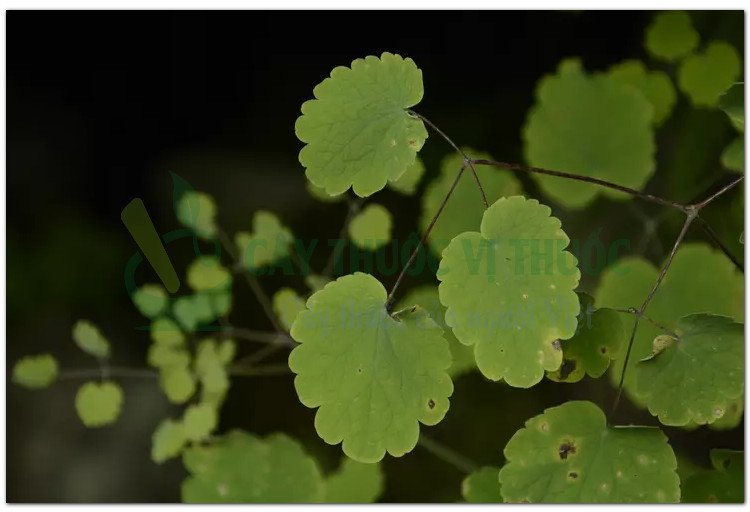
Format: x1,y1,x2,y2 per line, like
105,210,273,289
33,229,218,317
558,441,576,460
568,471,578,479
428,399,436,409
558,359,576,380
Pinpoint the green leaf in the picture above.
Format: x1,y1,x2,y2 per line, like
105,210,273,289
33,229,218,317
547,293,625,383
187,256,232,292
348,204,392,251
305,274,331,293
399,285,475,377
132,284,168,318
644,11,699,61
177,191,217,240
709,395,743,431
182,431,324,503
152,418,187,464
719,82,744,131
150,317,185,347
420,149,521,256
634,314,743,426
388,156,425,195
437,196,580,387
524,59,655,209
678,41,741,107
721,136,744,173
148,343,191,369
217,339,236,365
289,272,453,462
160,365,197,404
235,211,293,270
173,294,215,331
606,60,676,125
295,52,428,198
682,449,743,503
72,320,111,359
183,403,218,442
462,466,502,503
75,381,124,428
12,354,59,389
499,401,680,503
324,457,384,503
195,339,231,398
273,287,306,331
307,181,345,203
595,243,744,405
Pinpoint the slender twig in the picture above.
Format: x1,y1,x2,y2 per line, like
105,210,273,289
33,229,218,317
691,174,744,210
472,159,686,211
225,328,295,346
694,215,743,272
417,434,478,474
217,228,285,333
409,110,489,208
613,308,679,338
385,164,467,311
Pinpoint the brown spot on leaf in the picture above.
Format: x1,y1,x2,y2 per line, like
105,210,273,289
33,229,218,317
600,346,607,354
568,471,578,479
552,340,562,351
559,441,576,460
428,399,436,409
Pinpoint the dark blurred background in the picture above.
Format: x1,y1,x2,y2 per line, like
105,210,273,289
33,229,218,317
6,10,744,503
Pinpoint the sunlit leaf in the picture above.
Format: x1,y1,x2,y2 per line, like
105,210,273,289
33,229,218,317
499,401,680,503
524,59,655,208
183,403,218,442
388,156,425,195
462,466,501,503
644,11,699,61
235,211,293,270
273,287,306,331
152,418,187,464
12,354,59,389
289,272,453,462
75,381,123,428
420,149,521,256
678,41,741,107
634,314,743,426
437,196,580,387
160,365,197,404
72,320,111,359
177,191,217,240
295,52,427,197
547,293,625,383
307,181,345,203
132,284,169,318
182,431,324,503
151,317,185,347
187,256,232,293
348,204,392,251
324,457,384,503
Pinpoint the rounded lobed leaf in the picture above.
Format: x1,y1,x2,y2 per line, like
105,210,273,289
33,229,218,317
150,317,185,347
324,457,385,503
420,149,521,256
644,11,699,61
719,82,744,131
388,156,425,195
72,320,111,359
595,243,744,405
75,380,124,428
272,287,306,331
348,203,393,251
132,284,169,318
524,59,655,209
709,394,743,431
499,401,680,503
187,256,232,293
307,181,345,203
235,210,293,270
12,354,59,389
462,466,502,503
634,314,743,426
151,418,187,464
289,272,453,463
183,403,218,442
177,191,217,240
182,431,324,503
160,365,197,404
721,137,744,173
678,41,741,107
195,338,232,404
606,60,676,126
547,293,625,383
295,52,428,197
399,286,475,377
682,449,743,503
437,196,580,387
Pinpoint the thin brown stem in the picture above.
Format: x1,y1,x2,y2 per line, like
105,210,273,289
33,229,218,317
694,215,743,272
472,159,686,211
225,328,295,346
613,308,679,338
691,174,744,210
417,434,478,474
409,110,489,208
385,164,467,311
